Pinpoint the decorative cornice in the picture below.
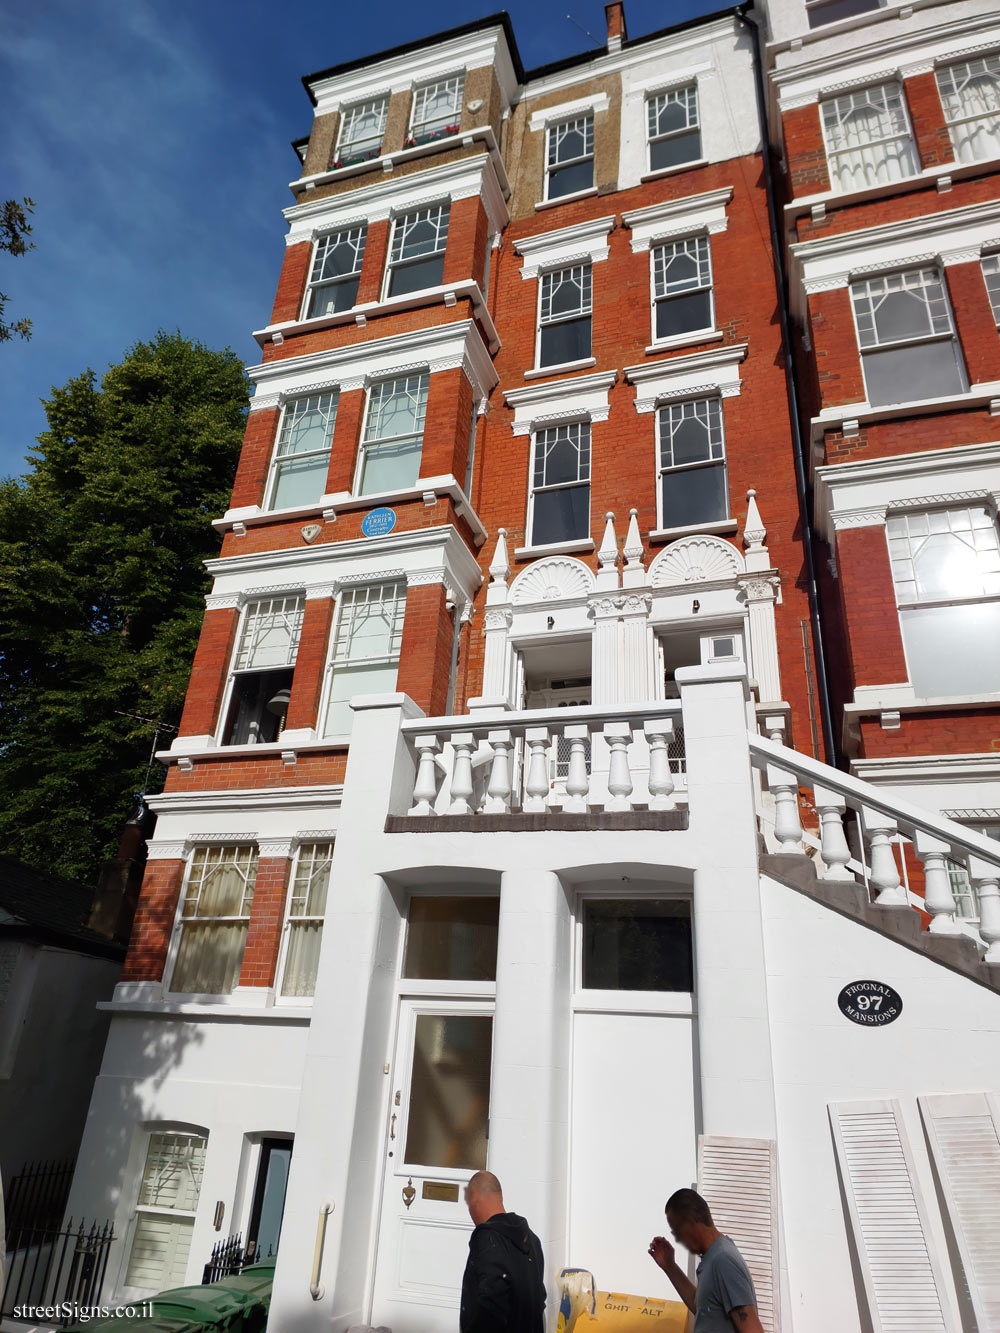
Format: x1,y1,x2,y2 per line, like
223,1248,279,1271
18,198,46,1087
258,839,294,859
248,393,281,414
527,91,609,132
504,369,617,437
405,567,448,587
830,506,888,531
622,187,732,254
886,489,995,513
304,582,337,600
292,829,337,846
625,344,747,413
145,840,190,862
483,608,513,630
738,575,781,602
205,593,242,611
514,215,615,281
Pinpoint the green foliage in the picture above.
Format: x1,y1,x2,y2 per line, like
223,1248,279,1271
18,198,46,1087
1,197,35,342
0,330,248,879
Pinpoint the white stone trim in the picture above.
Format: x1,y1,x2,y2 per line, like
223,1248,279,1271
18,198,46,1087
514,216,615,280
204,593,242,611
503,370,617,437
144,840,190,862
258,839,294,859
624,344,747,413
527,92,610,132
622,188,732,254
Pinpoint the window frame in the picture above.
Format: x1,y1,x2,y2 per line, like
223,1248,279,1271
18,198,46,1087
535,262,594,370
848,265,968,406
164,843,259,997
544,113,595,202
649,233,715,346
819,79,919,194
936,55,1000,165
275,840,334,1002
983,253,1000,326
302,227,367,321
317,579,408,738
334,96,388,167
382,203,451,300
122,1128,208,1296
646,83,702,175
216,595,306,746
655,395,730,533
526,419,593,549
353,372,429,497
263,393,339,513
408,73,465,146
572,887,695,1015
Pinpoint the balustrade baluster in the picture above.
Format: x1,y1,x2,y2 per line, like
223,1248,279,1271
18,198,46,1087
562,724,591,813
448,732,476,815
767,764,803,853
971,856,1000,965
861,807,907,906
483,729,513,814
603,722,634,812
409,735,440,816
913,830,961,934
644,719,676,811
813,784,852,879
523,727,552,813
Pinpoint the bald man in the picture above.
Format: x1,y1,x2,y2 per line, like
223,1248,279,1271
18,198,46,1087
460,1170,545,1333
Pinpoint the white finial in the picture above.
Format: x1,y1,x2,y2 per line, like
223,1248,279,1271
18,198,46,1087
489,527,510,587
743,489,770,572
598,512,618,567
622,507,646,587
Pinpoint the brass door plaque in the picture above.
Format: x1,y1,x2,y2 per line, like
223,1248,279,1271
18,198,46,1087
422,1181,460,1203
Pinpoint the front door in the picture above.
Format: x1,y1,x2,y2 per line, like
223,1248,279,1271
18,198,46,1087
371,1000,494,1330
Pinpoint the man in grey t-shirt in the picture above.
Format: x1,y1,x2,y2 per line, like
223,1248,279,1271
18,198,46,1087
648,1188,764,1332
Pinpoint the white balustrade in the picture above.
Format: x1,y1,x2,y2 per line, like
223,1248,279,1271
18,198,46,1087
603,722,634,812
523,727,552,813
972,859,1000,965
409,735,441,816
767,764,804,854
813,784,852,880
913,831,961,935
643,719,676,811
562,725,591,814
483,729,513,814
448,732,476,816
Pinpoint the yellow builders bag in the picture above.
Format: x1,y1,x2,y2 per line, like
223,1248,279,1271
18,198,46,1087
582,1291,690,1329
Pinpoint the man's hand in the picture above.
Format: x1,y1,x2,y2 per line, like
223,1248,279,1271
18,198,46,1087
648,1236,675,1272
729,1305,765,1332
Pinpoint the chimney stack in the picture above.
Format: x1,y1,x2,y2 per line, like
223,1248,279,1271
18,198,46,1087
605,1,627,52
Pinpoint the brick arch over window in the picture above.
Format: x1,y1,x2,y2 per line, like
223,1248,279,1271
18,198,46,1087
509,556,596,605
648,534,744,588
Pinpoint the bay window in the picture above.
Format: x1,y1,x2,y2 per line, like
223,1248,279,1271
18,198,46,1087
820,82,918,192
887,506,1000,697
936,56,1000,164
647,85,701,172
265,393,337,511
850,267,967,406
305,227,366,317
657,397,728,530
279,841,333,998
538,264,592,367
125,1131,206,1291
528,421,591,546
221,595,305,745
546,115,594,200
386,205,449,297
410,75,464,145
170,845,258,994
652,235,713,341
336,97,387,166
322,580,407,736
357,373,428,495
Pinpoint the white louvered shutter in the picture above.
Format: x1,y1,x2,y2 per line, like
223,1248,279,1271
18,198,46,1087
829,1100,955,1331
698,1135,780,1331
919,1092,1000,1330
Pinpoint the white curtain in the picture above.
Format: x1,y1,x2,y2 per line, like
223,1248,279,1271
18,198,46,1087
823,86,918,191
281,921,324,996
171,921,248,993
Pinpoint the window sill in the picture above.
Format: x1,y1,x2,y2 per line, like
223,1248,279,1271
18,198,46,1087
573,989,695,1016
524,357,597,379
254,278,499,353
514,537,595,560
97,997,313,1021
640,160,709,184
812,380,1000,441
535,186,599,212
645,329,723,355
160,734,350,766
786,152,1000,223
649,519,737,543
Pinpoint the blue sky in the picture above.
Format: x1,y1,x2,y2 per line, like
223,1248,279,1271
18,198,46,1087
1,0,724,480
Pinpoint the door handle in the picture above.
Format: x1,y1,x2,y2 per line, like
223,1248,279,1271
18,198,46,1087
390,1113,397,1140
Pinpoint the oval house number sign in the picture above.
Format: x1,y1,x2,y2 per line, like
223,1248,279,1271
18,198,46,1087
838,979,903,1027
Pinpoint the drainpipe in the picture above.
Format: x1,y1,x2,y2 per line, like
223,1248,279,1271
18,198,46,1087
737,6,838,765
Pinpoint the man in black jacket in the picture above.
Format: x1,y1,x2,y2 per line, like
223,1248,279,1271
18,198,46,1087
460,1170,545,1333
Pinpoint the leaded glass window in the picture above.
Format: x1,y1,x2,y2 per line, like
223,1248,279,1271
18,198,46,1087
850,267,967,405
657,397,727,530
358,373,428,495
647,85,701,173
411,75,464,145
937,56,1000,164
233,596,305,671
306,227,366,318
387,205,450,297
170,845,258,994
337,97,387,166
223,596,304,745
820,82,918,192
529,421,591,546
266,394,338,510
538,264,592,367
652,236,713,340
546,115,594,200
323,581,407,735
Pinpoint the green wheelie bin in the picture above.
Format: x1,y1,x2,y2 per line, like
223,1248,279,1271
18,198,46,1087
62,1318,200,1333
150,1283,247,1332
208,1261,275,1333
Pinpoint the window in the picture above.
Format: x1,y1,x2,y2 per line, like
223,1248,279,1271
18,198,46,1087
983,254,1000,325
336,97,387,166
529,421,591,546
221,596,305,745
357,373,428,495
581,899,693,991
170,845,258,994
305,227,366,317
850,267,967,406
546,115,594,200
647,85,701,173
266,394,338,511
403,896,500,981
887,506,1000,697
937,56,1000,164
657,397,727,530
125,1132,206,1291
410,75,464,145
820,82,918,192
538,264,592,367
806,0,880,27
947,822,1000,920
279,842,333,998
322,580,407,735
652,236,713,341
386,205,449,297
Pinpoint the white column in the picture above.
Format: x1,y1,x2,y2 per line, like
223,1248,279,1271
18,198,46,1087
477,607,514,707
740,576,782,705
589,595,622,706
620,593,653,703
676,663,777,1140
490,869,572,1312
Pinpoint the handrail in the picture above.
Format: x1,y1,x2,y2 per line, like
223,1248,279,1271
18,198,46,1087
401,699,682,735
749,732,1000,867
309,1201,334,1301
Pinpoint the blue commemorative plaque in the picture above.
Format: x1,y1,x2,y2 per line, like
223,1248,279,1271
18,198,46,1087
361,506,397,538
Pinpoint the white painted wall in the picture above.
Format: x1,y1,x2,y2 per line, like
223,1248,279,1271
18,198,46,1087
761,873,1000,1330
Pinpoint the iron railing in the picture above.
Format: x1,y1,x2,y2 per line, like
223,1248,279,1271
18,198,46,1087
4,1159,74,1239
202,1232,260,1284
1,1218,114,1324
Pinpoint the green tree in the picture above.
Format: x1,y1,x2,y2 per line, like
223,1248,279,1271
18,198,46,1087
0,330,249,880
1,197,35,342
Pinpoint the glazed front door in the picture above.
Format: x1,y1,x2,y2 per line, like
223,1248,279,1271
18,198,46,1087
370,999,494,1331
